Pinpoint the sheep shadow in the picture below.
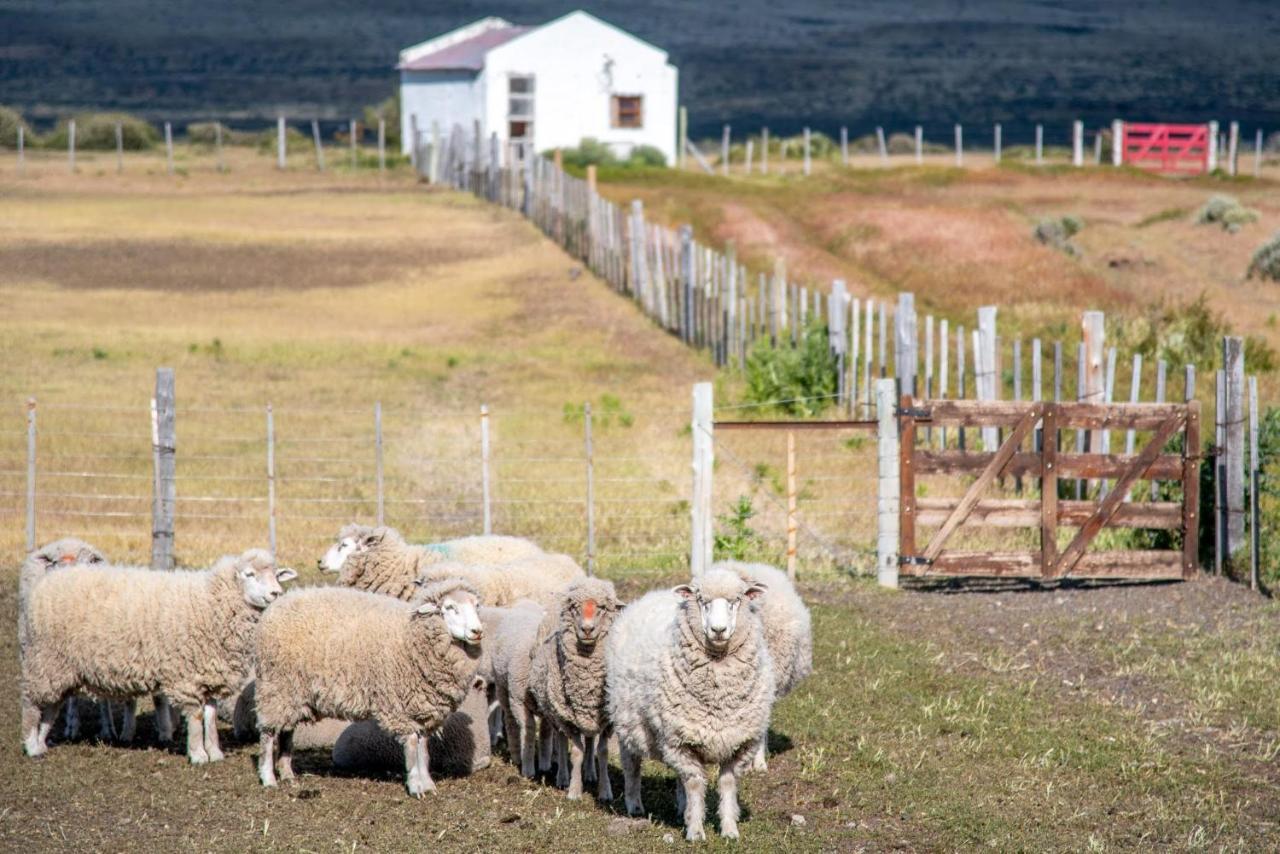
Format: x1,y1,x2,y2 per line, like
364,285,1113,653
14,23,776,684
48,701,192,759
903,576,1184,595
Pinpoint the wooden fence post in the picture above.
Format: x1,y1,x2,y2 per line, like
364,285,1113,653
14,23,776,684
915,125,923,165
994,123,1002,164
377,119,386,173
690,382,714,577
721,124,730,176
786,431,797,581
1215,370,1226,575
311,120,325,171
1112,119,1124,166
876,126,888,163
803,127,811,176
1255,129,1263,178
978,306,998,448
151,368,176,570
68,118,76,173
1072,120,1084,167
744,139,754,173
895,292,917,396
954,123,963,167
585,402,595,576
349,119,358,170
878,301,888,378
164,122,174,174
1094,128,1103,165
480,404,492,535
375,402,385,526
875,378,900,588
1228,121,1240,177
1208,120,1219,172
1035,123,1044,165
277,116,287,169
1249,375,1260,590
266,403,277,556
25,397,35,551
840,127,848,165
761,127,769,174
1224,336,1245,566
680,226,694,343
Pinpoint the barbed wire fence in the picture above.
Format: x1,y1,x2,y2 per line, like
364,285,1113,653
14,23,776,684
5,373,882,580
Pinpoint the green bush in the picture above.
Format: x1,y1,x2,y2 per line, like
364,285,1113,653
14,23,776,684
362,96,400,148
44,112,159,150
1195,194,1258,233
713,495,771,562
1248,232,1280,282
558,138,667,170
255,125,311,155
1111,293,1276,373
1033,215,1083,256
744,320,838,416
186,122,257,147
0,105,30,149
628,144,666,168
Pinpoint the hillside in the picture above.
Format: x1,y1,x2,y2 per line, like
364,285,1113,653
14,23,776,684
3,0,1279,139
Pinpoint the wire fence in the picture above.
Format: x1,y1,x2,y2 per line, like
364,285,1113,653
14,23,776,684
5,383,881,580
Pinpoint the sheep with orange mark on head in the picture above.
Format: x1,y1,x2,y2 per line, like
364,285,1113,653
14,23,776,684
528,577,622,801
606,568,774,842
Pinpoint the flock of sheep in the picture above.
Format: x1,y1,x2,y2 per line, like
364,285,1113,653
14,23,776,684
17,526,813,842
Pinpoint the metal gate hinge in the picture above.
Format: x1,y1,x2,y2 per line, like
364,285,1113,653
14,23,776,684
896,406,931,419
898,555,932,566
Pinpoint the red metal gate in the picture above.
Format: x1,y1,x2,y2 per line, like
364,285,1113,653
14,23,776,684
1122,123,1209,173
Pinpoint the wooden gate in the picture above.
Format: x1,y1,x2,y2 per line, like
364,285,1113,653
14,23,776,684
1122,123,1210,173
898,398,1201,580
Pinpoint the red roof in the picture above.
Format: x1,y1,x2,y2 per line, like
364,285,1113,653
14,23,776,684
398,26,530,71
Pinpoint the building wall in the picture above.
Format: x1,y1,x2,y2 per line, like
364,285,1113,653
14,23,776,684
483,13,678,165
399,69,485,154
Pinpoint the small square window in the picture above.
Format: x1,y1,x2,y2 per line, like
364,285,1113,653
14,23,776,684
611,95,643,129
509,75,534,94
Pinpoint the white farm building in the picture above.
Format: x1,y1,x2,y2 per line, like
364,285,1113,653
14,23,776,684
397,11,678,165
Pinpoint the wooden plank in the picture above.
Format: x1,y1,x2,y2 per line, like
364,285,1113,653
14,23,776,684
917,450,1041,476
899,395,918,558
922,404,1041,561
1054,402,1190,430
1074,550,1185,578
924,399,1037,427
1183,400,1201,578
927,551,1038,577
916,449,1182,480
1041,403,1058,576
924,550,1182,579
1051,411,1185,577
916,498,1182,529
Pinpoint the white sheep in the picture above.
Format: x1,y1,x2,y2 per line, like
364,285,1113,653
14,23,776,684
528,577,621,801
712,560,813,770
21,549,295,763
253,578,483,797
320,524,582,606
606,569,774,841
487,604,548,778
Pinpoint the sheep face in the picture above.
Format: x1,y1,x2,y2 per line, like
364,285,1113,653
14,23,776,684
232,549,298,608
674,575,767,654
417,587,483,646
31,538,106,570
319,524,375,572
564,585,619,649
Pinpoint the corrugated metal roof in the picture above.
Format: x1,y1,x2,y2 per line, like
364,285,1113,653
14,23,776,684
398,26,530,71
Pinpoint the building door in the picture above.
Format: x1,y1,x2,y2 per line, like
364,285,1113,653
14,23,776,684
508,74,535,160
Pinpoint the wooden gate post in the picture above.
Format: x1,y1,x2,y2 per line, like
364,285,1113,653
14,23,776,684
151,368,176,570
876,379,900,588
1223,337,1245,566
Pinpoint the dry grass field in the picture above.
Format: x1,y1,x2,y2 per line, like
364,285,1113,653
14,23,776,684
2,144,1280,850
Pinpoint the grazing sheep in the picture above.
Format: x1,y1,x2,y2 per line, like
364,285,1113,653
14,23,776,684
488,604,549,777
254,578,483,797
321,524,582,606
21,549,295,763
606,569,773,841
528,577,621,801
713,560,813,771
17,538,109,744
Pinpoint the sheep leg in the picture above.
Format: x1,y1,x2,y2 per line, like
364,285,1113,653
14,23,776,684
750,739,768,772
518,706,539,778
403,733,431,798
97,699,117,741
488,700,504,749
276,728,295,782
25,703,60,757
120,699,137,743
185,708,210,764
670,751,707,842
499,690,522,768
154,696,174,743
717,762,741,839
537,716,554,773
416,731,436,792
554,732,570,789
565,731,586,800
620,746,644,817
60,697,79,740
595,734,613,803
203,702,224,762
582,735,597,783
258,730,278,787
675,777,686,815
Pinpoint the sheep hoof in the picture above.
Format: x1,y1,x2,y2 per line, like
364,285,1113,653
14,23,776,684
721,827,740,840
206,747,225,763
189,750,210,765
625,800,644,817
751,755,768,773
597,784,614,803
685,826,706,842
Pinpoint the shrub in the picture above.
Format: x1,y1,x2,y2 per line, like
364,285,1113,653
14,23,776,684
0,105,30,149
1111,293,1277,373
1248,232,1280,282
362,96,400,148
713,495,770,562
1195,194,1258,233
255,125,310,155
186,122,257,147
559,137,617,168
628,144,666,168
1033,215,1083,256
744,320,838,416
43,112,158,150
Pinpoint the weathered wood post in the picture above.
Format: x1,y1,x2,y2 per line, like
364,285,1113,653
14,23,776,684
840,126,848,166
311,119,326,171
1255,129,1263,178
151,368,176,570
1207,120,1219,172
1072,120,1084,167
1228,121,1240,177
350,119,358,171
1094,128,1103,165
914,125,923,165
584,402,595,576
1223,336,1245,567
1215,369,1225,575
761,127,769,174
993,123,1002,164
895,292,917,397
374,402,384,526
1035,123,1044,165
277,116,287,170
16,124,24,175
1249,375,1260,590
480,404,492,535
25,398,35,551
803,126,811,175
744,139,754,173
978,306,998,448
115,121,123,173
1112,119,1124,166
876,126,888,163
377,118,386,173
680,226,695,343
786,431,797,581
164,122,174,174
266,403,277,557
875,378,900,588
721,124,731,176
690,382,714,577
1081,311,1105,495
954,124,963,167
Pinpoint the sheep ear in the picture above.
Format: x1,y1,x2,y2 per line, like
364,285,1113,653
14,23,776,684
275,568,298,583
415,601,440,617
744,582,768,601
673,584,695,600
